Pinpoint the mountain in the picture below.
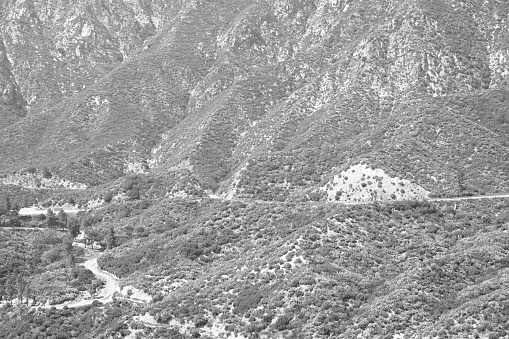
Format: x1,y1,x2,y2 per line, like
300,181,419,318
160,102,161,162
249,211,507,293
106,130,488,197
0,0,507,201
1,1,509,338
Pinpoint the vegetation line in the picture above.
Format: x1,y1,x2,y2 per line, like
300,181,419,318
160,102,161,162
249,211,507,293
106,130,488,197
207,193,509,205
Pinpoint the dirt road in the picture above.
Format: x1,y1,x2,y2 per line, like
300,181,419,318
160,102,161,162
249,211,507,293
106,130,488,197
50,246,120,309
429,194,509,202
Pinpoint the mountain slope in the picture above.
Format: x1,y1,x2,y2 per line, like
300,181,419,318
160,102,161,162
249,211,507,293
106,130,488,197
140,0,509,199
0,0,508,198
1,2,509,338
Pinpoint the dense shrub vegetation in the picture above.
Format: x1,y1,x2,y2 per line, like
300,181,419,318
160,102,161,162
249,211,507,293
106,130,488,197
67,196,509,338
1,0,509,338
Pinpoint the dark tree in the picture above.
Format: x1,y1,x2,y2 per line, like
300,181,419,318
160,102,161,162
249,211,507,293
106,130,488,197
80,214,95,247
87,229,102,250
105,227,117,249
63,234,74,253
57,210,68,230
15,273,26,303
65,253,75,267
104,191,115,203
67,217,80,238
46,209,58,229
88,283,95,298
5,276,15,305
42,166,52,178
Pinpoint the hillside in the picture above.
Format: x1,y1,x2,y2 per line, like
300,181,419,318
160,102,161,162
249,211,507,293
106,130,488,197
1,0,509,338
1,196,509,338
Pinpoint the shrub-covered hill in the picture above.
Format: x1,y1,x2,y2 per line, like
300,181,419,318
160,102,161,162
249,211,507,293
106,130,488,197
1,196,509,338
0,0,508,200
76,197,508,339
0,229,98,307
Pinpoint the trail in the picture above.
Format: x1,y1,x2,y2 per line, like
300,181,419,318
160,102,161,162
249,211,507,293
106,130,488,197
429,194,509,202
49,245,121,309
206,193,509,206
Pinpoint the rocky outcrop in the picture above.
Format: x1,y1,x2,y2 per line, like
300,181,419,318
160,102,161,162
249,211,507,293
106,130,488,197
0,36,26,129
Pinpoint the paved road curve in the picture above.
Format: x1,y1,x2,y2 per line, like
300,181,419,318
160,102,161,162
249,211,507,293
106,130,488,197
56,248,120,309
47,245,121,309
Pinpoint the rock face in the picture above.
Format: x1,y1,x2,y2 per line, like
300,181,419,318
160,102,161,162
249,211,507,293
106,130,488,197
0,36,26,129
0,0,508,200
0,0,174,113
322,163,430,203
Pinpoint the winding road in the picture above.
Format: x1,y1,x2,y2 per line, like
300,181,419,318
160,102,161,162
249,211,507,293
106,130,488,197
59,247,120,309
0,244,121,309
49,245,121,309
0,228,119,308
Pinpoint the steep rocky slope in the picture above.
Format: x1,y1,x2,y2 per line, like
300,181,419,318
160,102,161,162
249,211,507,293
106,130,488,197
0,0,508,200
0,36,25,129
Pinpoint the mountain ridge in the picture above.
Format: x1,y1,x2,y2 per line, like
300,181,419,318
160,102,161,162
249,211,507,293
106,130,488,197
0,0,508,203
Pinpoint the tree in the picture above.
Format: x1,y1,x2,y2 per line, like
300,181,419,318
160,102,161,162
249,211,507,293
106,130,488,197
15,273,26,304
9,200,20,217
66,196,75,205
34,213,46,222
25,286,35,305
46,209,58,229
104,191,115,203
74,246,84,259
62,233,75,266
62,234,74,253
88,283,95,298
41,248,61,264
0,196,11,216
65,253,75,267
105,227,117,249
87,229,101,250
127,189,140,200
57,210,68,231
67,217,80,238
42,166,52,178
80,214,95,247
5,276,16,305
